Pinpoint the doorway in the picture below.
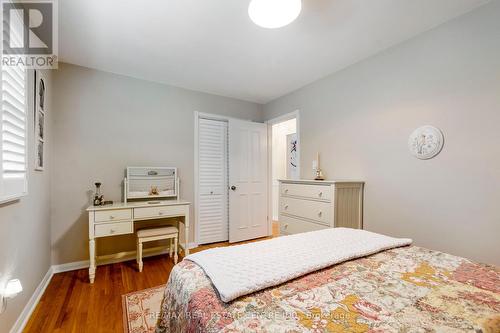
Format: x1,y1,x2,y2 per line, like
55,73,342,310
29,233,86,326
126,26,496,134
268,111,300,222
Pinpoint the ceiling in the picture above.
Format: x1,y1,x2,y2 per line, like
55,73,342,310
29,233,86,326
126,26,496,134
59,0,489,103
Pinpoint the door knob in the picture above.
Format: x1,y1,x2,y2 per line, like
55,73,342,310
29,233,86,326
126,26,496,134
230,186,237,191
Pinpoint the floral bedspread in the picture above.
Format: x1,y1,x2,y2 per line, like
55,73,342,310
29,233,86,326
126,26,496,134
155,246,499,333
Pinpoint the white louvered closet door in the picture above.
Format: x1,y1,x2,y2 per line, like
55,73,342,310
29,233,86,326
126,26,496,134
197,118,229,244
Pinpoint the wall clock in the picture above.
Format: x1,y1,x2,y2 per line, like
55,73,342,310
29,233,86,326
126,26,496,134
408,125,444,160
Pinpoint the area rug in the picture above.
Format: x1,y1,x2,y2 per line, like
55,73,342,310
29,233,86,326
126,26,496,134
122,285,165,333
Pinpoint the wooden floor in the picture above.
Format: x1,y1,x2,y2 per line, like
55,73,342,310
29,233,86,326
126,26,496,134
24,223,279,333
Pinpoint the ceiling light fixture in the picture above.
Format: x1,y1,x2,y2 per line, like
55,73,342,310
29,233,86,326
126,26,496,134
248,0,302,29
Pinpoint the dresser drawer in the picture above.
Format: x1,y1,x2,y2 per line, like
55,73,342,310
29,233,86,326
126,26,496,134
279,215,328,235
94,209,132,222
134,205,186,220
281,183,331,201
280,196,332,225
94,221,133,238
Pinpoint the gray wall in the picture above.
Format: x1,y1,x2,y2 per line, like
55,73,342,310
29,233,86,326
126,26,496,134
0,70,52,332
264,1,500,265
51,63,263,264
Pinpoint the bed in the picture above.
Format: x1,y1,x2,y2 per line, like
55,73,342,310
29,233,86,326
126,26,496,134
155,230,499,333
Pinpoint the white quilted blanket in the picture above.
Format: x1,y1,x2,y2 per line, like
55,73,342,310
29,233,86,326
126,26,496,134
185,228,412,302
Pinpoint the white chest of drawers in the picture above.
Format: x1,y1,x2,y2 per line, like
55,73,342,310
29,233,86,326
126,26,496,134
278,180,364,235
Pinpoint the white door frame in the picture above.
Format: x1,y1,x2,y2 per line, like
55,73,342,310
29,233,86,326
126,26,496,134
194,111,264,245
265,110,301,234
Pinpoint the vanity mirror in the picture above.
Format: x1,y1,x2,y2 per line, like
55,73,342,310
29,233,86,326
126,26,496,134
124,167,179,203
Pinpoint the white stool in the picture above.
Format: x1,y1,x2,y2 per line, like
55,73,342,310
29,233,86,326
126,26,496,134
136,226,179,272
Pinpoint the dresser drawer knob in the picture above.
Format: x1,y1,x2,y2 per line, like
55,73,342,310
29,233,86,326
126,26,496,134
109,215,115,220
318,211,323,217
284,205,289,210
110,229,116,234
159,211,164,216
318,192,323,197
283,224,288,229
284,189,289,193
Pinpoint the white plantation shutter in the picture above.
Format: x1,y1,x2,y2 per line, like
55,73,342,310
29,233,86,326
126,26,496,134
1,5,28,203
0,61,28,202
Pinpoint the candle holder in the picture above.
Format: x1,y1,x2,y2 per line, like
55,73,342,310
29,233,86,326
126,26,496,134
93,182,104,206
314,152,325,180
314,169,325,181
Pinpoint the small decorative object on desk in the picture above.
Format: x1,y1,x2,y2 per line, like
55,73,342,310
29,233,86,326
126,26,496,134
93,182,104,206
314,152,325,180
149,186,159,196
93,182,113,206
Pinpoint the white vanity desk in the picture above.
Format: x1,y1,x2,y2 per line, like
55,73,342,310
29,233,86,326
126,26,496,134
86,200,190,283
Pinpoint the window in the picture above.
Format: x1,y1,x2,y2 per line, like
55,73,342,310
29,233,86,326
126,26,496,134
0,56,28,204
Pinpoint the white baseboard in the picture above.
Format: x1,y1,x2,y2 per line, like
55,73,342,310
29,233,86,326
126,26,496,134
9,243,200,332
52,246,178,274
9,266,54,333
96,246,170,266
51,260,89,274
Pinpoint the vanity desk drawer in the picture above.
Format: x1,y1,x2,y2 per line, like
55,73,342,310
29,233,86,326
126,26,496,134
134,205,186,220
94,209,132,222
94,221,133,237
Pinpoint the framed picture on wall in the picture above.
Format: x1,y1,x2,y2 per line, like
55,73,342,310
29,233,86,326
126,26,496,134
36,140,44,170
34,70,46,171
286,133,298,179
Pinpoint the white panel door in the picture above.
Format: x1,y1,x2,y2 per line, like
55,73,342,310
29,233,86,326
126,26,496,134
197,118,228,244
229,119,268,243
